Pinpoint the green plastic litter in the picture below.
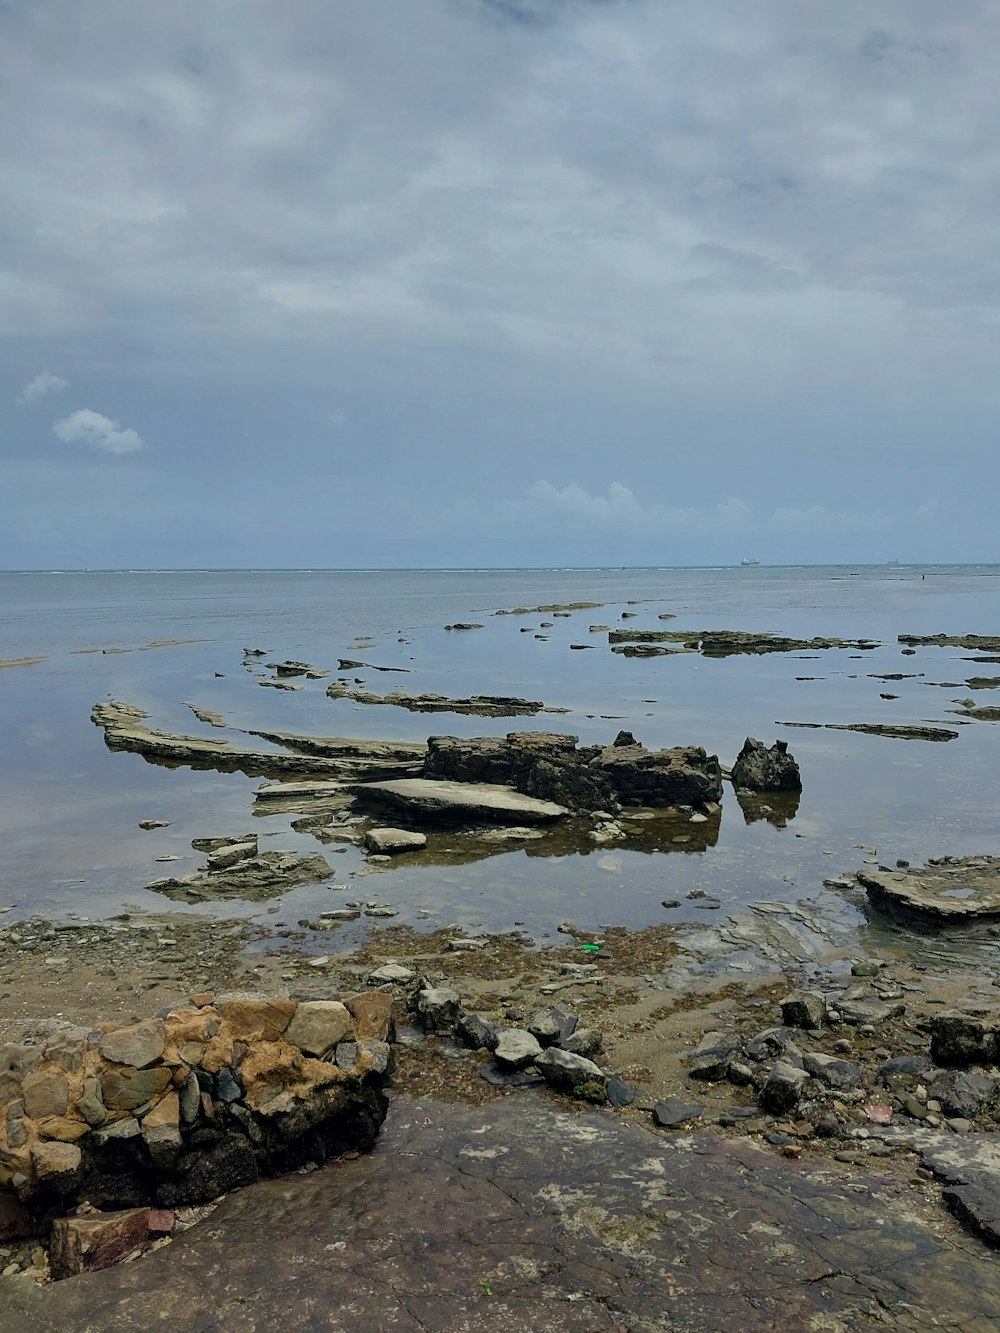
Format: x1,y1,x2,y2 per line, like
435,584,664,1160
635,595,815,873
580,943,601,952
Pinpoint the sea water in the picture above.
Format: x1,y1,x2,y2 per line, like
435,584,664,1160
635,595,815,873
1,565,998,945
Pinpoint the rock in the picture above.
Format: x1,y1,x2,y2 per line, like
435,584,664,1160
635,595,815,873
731,738,803,792
479,1065,546,1090
142,1093,183,1165
760,1061,810,1114
928,1013,998,1068
353,778,569,827
779,991,827,1030
837,998,905,1027
558,1028,603,1060
930,1072,999,1120
49,1208,154,1280
606,1078,636,1108
101,1066,173,1114
653,1098,704,1127
802,1052,861,1091
214,1000,296,1043
494,1030,543,1069
367,964,416,986
284,1002,353,1057
30,1141,81,1189
363,828,427,855
415,987,461,1033
148,850,333,905
344,992,394,1042
527,1007,575,1047
688,1032,743,1082
21,1070,70,1120
99,1018,166,1069
455,1013,499,1051
179,1072,201,1124
859,856,1000,923
535,1049,607,1097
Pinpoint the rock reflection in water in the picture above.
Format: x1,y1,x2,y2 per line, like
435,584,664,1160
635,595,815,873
734,788,801,828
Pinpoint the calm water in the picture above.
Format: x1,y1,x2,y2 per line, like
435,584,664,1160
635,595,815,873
2,566,999,949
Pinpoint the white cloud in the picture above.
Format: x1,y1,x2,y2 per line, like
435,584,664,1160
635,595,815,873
52,409,144,455
18,371,68,404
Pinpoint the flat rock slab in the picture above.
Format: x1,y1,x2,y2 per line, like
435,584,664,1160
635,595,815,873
354,778,569,826
6,1097,1000,1331
859,855,1000,922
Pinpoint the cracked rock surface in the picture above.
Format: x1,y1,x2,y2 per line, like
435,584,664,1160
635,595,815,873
3,1096,1000,1330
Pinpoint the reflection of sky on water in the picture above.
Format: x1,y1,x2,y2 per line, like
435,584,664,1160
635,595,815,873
1,567,998,977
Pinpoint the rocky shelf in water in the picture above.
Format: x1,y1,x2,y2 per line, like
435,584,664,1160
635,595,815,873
325,682,570,717
776,720,959,741
608,628,880,656
858,855,1000,923
899,632,1000,651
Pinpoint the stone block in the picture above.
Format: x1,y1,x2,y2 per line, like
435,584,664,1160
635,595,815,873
99,1019,166,1070
284,1001,354,1057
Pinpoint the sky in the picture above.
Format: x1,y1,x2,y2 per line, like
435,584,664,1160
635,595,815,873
2,0,999,569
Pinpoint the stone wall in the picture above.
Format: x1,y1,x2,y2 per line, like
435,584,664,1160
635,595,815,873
0,992,393,1236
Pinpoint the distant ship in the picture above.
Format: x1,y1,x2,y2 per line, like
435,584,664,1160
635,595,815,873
740,556,760,567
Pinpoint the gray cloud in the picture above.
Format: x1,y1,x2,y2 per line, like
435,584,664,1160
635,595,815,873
18,371,68,404
52,409,144,455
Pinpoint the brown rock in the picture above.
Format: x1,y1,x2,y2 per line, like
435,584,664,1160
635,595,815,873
30,1140,82,1187
21,1069,70,1120
101,1066,172,1114
141,1092,181,1163
37,1117,90,1143
99,1019,166,1070
284,1002,353,1057
49,1208,152,1279
344,991,394,1042
198,1032,235,1074
189,993,215,1008
215,999,297,1043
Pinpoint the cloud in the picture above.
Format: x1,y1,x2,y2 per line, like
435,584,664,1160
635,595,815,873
18,371,68,404
52,409,144,455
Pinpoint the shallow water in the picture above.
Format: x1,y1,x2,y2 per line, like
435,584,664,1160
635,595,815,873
2,565,999,955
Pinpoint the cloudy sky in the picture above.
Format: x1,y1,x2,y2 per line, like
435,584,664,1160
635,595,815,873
2,0,998,568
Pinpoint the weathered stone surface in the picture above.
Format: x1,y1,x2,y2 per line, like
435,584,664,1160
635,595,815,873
355,777,569,826
731,737,802,792
148,849,332,904
859,855,1000,923
326,683,562,717
415,986,461,1033
779,990,827,1030
99,1018,166,1069
455,1012,499,1051
760,1060,809,1113
344,991,394,1042
929,1013,999,1068
5,1098,1000,1331
284,1002,353,1057
558,1027,603,1060
100,1065,173,1113
652,1097,703,1127
494,1029,542,1069
21,1069,69,1120
30,1140,81,1188
535,1048,606,1095
527,1007,574,1047
367,963,416,985
803,1051,861,1090
49,1208,154,1280
214,999,296,1043
363,827,428,854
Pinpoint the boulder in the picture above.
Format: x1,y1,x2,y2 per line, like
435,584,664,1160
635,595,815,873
929,1014,999,1068
415,987,461,1033
49,1207,156,1280
779,992,827,1030
535,1049,607,1097
494,1030,543,1069
98,1019,166,1070
760,1061,810,1114
731,738,802,793
456,1013,499,1052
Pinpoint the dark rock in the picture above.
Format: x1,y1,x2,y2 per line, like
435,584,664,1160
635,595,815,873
455,1013,499,1052
479,1064,546,1090
527,1007,575,1047
760,1061,809,1114
779,991,827,1030
558,1028,603,1060
928,1013,998,1068
535,1048,606,1097
802,1052,861,1091
652,1097,704,1127
605,1078,636,1108
731,737,803,792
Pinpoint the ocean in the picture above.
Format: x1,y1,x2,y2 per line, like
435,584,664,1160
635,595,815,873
2,565,999,947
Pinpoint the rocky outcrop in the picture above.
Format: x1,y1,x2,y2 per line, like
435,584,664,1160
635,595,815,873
423,731,723,812
778,720,959,741
325,683,568,717
608,629,880,656
858,855,1000,923
353,779,570,827
92,702,423,779
899,633,1000,651
730,737,802,792
146,837,332,903
0,993,392,1234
